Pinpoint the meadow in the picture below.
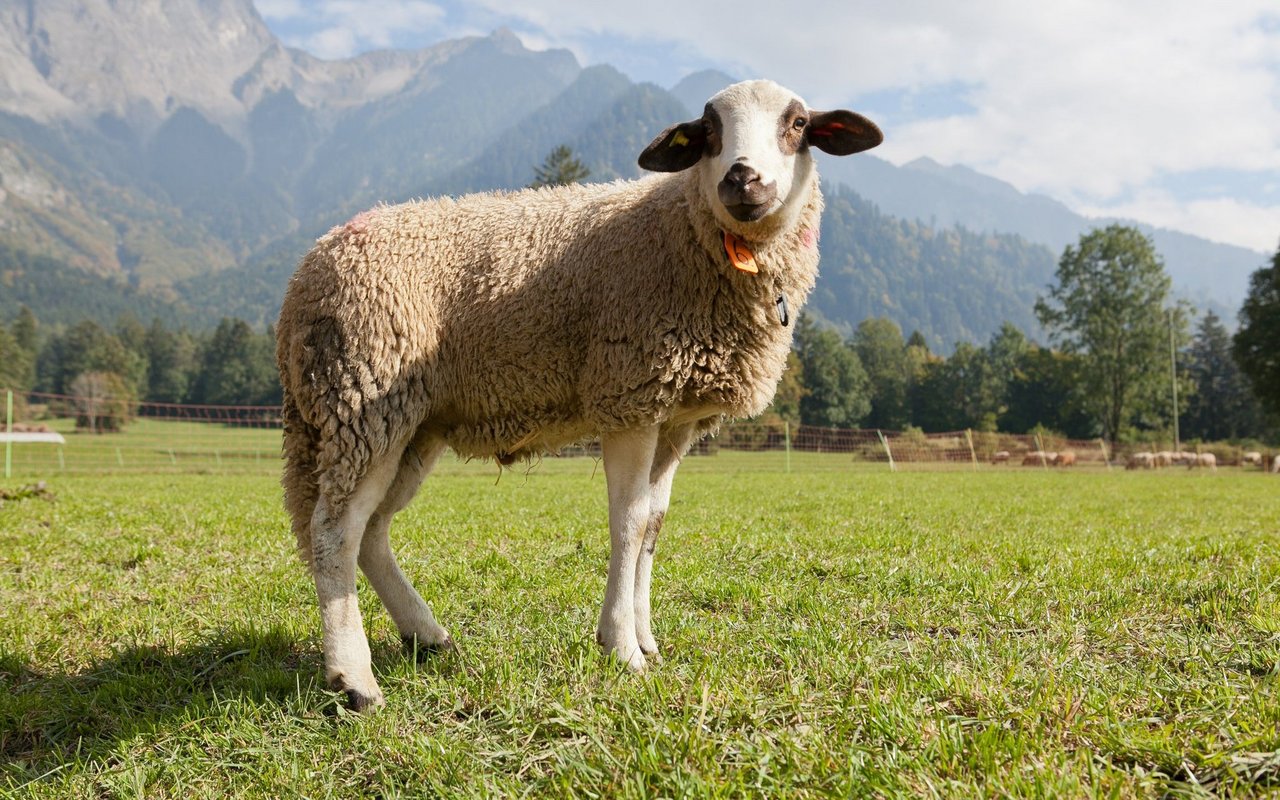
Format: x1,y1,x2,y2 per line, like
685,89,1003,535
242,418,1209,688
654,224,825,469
0,457,1277,797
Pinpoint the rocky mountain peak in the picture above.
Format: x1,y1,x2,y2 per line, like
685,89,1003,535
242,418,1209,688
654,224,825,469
0,0,278,132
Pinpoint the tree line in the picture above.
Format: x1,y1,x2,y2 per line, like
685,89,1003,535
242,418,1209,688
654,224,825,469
773,224,1277,447
0,313,280,420
0,224,1276,446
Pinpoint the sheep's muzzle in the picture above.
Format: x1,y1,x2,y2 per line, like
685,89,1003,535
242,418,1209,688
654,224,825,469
718,163,777,221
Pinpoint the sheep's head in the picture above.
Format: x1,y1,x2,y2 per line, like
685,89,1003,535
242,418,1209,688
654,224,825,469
639,80,882,235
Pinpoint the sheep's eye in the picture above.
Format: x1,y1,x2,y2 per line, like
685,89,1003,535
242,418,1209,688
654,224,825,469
793,117,807,130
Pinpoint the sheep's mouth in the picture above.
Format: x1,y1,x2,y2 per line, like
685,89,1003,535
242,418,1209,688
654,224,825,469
723,201,774,222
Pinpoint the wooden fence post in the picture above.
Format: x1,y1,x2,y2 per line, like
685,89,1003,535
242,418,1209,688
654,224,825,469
877,429,896,472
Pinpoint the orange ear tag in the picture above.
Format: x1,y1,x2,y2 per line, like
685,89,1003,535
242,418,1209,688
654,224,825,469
723,231,758,274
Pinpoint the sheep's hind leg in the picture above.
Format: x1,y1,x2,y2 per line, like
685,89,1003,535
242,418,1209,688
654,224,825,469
634,424,696,659
312,452,402,711
596,425,659,672
358,434,454,659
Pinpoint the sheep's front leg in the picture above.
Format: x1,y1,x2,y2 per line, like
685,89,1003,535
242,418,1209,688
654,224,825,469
596,426,659,671
634,424,696,658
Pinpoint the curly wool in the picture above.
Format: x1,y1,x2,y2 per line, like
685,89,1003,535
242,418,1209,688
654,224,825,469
277,168,823,555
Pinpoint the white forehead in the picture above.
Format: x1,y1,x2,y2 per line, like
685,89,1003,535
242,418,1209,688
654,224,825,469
708,79,807,118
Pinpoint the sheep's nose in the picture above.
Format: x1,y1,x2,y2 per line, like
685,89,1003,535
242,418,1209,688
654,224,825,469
717,162,777,221
722,162,761,191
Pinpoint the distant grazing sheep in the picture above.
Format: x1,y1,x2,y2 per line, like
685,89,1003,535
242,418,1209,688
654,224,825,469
1053,451,1076,467
1242,451,1262,467
1126,452,1155,470
1188,452,1218,471
1273,454,1280,474
276,80,882,710
1023,451,1055,466
990,450,1011,464
1154,451,1174,468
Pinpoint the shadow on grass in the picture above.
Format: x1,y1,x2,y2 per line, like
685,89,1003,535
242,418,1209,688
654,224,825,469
0,626,329,785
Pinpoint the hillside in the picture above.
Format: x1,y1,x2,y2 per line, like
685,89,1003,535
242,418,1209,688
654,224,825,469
0,240,186,328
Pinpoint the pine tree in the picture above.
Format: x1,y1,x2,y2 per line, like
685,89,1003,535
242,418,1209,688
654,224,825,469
12,306,37,354
144,318,194,403
530,145,591,188
1233,241,1280,418
189,318,279,405
1183,311,1265,440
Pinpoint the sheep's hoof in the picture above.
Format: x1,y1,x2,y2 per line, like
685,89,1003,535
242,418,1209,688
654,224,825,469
345,688,385,713
637,632,660,657
329,673,385,713
401,634,456,662
618,648,647,673
600,641,647,672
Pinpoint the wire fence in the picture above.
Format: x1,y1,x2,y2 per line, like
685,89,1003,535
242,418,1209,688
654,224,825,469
1,390,1273,478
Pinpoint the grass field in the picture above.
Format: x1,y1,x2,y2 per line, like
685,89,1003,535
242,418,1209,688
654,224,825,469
1,462,1277,797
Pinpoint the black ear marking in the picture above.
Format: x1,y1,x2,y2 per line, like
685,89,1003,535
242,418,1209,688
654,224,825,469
806,110,883,156
638,120,707,172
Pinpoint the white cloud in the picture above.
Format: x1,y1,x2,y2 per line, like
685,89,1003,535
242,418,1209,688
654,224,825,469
252,0,306,18
299,27,359,60
1080,193,1280,254
257,0,446,58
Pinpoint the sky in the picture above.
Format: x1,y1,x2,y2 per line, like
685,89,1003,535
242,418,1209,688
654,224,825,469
254,0,1280,255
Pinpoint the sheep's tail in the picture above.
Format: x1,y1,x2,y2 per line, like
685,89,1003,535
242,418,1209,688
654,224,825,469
280,386,320,569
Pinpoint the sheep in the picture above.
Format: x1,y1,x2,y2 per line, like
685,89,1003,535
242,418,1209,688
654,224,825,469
1126,452,1155,470
1154,451,1174,468
1242,451,1262,467
275,80,883,711
1188,452,1217,471
1273,454,1280,474
1023,451,1055,466
1053,451,1076,467
990,450,1011,465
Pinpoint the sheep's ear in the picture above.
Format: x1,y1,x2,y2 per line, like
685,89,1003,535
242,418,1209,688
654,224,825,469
806,110,883,156
638,121,707,172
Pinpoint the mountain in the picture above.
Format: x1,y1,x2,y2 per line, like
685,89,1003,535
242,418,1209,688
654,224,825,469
811,185,1054,347
0,0,1259,351
670,69,738,117
0,0,580,289
821,155,1265,312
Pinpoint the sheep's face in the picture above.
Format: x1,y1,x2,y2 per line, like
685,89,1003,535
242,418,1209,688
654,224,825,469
639,80,882,233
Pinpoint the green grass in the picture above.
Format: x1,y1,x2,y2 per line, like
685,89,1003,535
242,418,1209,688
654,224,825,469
0,465,1277,797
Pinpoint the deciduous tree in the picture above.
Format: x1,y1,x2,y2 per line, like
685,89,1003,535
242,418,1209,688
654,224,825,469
1035,225,1187,445
852,317,910,430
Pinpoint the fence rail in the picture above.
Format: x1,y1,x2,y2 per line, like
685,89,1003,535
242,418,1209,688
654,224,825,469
1,390,1270,478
